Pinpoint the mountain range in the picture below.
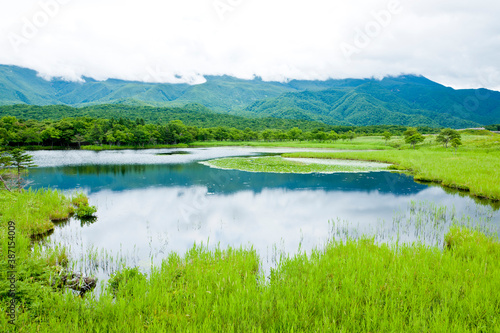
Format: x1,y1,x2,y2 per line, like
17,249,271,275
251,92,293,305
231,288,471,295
1,64,500,128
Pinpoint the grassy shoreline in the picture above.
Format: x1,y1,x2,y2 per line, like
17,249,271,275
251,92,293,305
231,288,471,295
283,149,500,201
2,223,499,331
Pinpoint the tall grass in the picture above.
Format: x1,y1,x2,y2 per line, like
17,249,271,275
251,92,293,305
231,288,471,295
1,229,498,332
0,189,76,237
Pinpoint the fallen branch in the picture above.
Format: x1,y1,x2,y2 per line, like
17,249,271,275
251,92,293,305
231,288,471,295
52,267,97,296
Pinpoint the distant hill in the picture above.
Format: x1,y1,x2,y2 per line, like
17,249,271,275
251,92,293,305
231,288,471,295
244,78,490,128
1,64,499,128
0,103,340,131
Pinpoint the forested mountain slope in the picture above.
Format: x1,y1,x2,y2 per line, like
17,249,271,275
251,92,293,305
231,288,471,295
1,65,499,127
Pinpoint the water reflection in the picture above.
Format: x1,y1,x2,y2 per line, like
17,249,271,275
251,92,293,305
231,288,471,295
45,185,499,278
30,163,427,195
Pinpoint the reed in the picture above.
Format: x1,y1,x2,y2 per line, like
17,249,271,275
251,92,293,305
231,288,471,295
1,228,498,332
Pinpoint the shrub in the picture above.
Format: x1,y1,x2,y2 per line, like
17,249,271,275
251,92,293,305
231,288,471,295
75,204,97,218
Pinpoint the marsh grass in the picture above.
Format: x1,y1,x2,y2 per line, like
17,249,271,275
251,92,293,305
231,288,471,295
71,192,89,208
201,156,390,174
155,151,191,156
283,147,500,201
0,189,95,332
2,227,499,332
0,189,74,237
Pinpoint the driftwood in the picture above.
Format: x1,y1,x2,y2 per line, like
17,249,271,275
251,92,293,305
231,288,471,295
63,273,97,295
52,267,97,296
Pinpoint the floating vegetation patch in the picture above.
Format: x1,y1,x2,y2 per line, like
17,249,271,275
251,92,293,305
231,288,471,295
200,156,390,174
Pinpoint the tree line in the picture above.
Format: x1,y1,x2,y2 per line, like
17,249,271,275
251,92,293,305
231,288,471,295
0,115,441,148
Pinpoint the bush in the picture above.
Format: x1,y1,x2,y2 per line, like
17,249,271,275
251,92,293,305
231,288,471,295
75,204,97,218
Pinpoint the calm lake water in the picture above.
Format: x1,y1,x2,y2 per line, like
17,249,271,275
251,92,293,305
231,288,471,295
28,148,500,281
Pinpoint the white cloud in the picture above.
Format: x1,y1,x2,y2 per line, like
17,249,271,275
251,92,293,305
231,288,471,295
0,0,499,90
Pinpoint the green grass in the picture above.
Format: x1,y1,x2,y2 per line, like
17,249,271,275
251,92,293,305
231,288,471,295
1,229,499,332
0,189,85,332
0,189,78,237
201,156,390,174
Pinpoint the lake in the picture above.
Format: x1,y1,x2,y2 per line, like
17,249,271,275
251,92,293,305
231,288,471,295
28,148,500,282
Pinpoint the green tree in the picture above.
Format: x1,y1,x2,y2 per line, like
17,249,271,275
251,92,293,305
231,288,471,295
314,131,328,142
87,124,104,145
436,128,461,148
346,130,356,141
451,137,462,153
72,134,86,149
328,131,339,142
55,120,75,146
114,130,128,146
229,128,243,141
382,131,392,145
404,128,425,149
105,131,116,145
9,148,36,191
261,129,273,142
41,126,62,148
287,127,302,141
168,120,192,144
275,130,289,141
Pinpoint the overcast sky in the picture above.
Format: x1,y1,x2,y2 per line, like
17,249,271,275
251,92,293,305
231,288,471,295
1,0,499,90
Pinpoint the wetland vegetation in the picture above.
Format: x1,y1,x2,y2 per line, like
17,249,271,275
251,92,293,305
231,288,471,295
201,156,390,174
1,124,499,332
283,133,500,201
